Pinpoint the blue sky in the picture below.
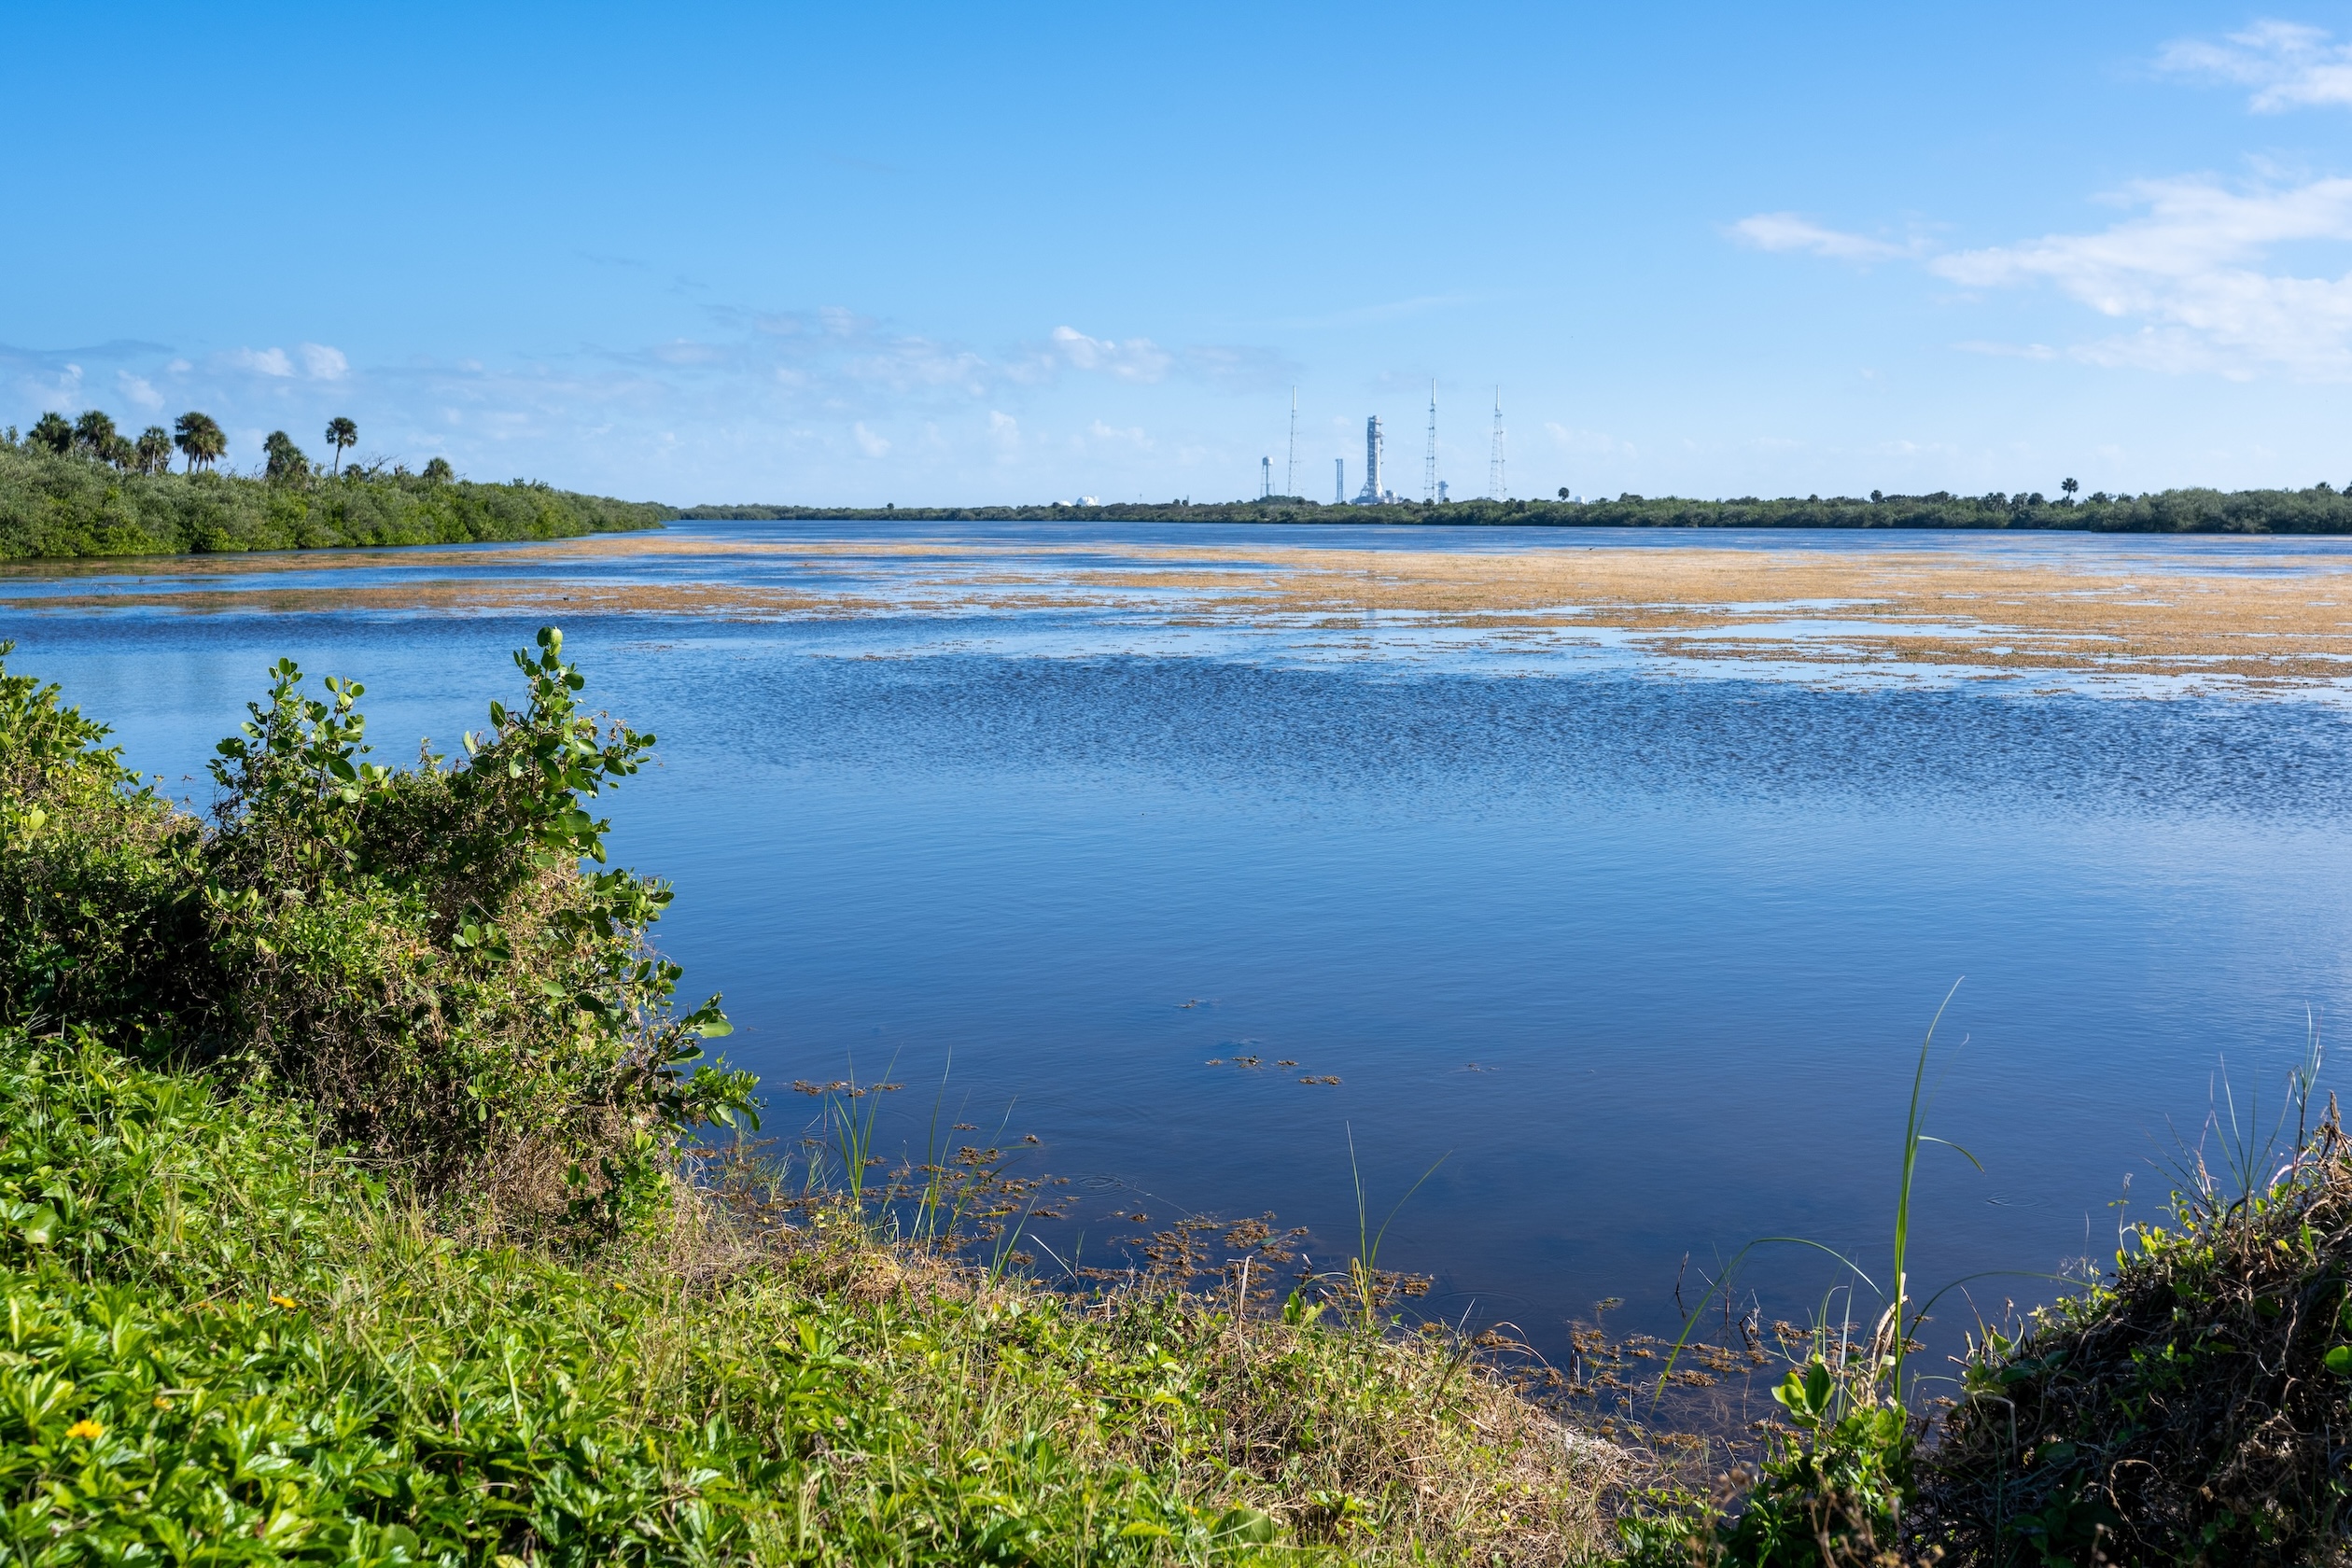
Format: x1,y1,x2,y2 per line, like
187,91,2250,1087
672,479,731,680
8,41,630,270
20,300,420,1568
8,2,2352,505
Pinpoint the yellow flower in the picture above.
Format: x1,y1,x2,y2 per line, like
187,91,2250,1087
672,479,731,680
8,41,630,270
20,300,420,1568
610,1281,627,1293
64,1420,103,1440
268,1295,297,1309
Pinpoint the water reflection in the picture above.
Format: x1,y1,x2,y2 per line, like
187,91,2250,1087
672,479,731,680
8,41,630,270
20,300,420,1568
6,522,2349,1370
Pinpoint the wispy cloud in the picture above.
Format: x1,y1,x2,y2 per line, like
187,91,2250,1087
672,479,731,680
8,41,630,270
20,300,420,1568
1932,176,2352,377
1736,175,2352,379
0,308,1285,499
221,343,352,382
2158,19,2352,111
225,346,294,377
1044,326,1172,383
1729,213,1923,262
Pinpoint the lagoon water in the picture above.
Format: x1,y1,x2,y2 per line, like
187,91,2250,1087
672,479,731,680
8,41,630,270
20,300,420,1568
11,519,2352,1372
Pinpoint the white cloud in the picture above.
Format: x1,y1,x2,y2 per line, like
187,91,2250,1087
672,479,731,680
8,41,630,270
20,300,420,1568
116,371,163,408
852,421,890,457
1729,212,1920,262
1085,419,1151,448
299,343,348,380
843,337,989,395
8,360,84,408
1047,326,1172,383
1929,176,2352,377
1739,175,2352,380
2159,20,2352,111
228,346,295,377
987,410,1019,454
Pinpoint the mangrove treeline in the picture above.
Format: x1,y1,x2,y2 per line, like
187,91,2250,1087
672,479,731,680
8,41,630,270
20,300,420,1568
683,485,2352,534
0,441,669,558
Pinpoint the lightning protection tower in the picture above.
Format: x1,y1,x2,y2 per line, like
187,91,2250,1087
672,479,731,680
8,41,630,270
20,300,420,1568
1423,381,1438,503
1356,416,1383,503
1285,387,1298,498
1488,387,1506,501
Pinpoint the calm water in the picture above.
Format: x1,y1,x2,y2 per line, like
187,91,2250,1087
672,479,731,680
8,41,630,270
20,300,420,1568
11,520,2352,1371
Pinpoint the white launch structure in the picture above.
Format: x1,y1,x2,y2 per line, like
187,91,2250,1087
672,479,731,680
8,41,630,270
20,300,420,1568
1488,387,1506,500
1354,416,1384,504
1423,381,1437,503
1285,387,1298,498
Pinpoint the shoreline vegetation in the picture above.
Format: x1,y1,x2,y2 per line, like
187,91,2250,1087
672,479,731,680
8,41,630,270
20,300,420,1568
0,630,1624,1563
683,485,2352,535
0,432,665,560
9,629,2352,1561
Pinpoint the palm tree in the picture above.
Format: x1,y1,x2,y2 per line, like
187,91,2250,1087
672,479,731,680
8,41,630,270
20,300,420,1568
133,427,173,475
421,456,454,484
262,430,311,483
325,416,357,475
2061,477,2079,504
27,413,72,455
173,412,226,472
73,410,118,459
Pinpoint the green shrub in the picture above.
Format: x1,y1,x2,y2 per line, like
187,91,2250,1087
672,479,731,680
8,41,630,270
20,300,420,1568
0,631,754,1223
0,651,204,1036
0,444,665,558
1921,1127,2352,1566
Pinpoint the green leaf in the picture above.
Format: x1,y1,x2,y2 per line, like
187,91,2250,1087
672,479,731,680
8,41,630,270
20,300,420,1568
1211,1506,1277,1546
2325,1345,2352,1377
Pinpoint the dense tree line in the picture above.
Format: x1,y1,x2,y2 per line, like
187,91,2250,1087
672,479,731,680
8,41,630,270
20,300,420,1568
0,417,665,557
682,485,2352,534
